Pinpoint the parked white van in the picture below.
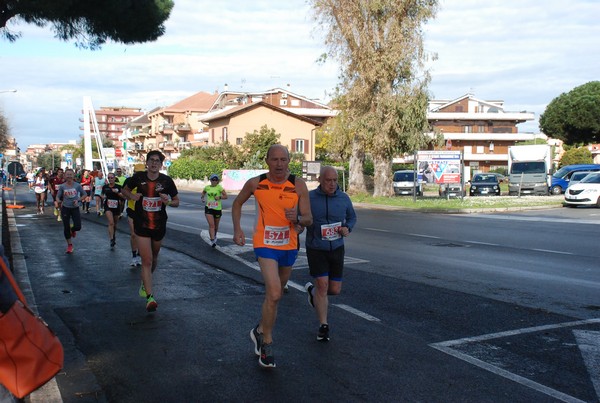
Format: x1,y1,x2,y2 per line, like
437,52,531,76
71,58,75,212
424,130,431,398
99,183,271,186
392,170,423,196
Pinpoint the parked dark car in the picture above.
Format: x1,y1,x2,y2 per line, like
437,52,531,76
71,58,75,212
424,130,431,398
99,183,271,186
490,173,507,183
469,173,501,196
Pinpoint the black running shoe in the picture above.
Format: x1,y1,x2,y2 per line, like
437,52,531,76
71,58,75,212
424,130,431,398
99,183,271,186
250,325,262,356
317,324,330,342
259,343,276,368
304,282,315,308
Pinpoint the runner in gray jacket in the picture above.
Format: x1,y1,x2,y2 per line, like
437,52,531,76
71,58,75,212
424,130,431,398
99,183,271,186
303,165,357,342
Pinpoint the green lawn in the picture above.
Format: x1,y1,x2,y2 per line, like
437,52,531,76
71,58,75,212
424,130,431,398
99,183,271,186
351,189,564,211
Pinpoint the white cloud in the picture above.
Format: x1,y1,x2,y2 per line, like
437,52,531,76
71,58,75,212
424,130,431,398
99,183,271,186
1,0,599,147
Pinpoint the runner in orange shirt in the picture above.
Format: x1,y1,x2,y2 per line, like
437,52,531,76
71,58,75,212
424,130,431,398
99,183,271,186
232,144,312,368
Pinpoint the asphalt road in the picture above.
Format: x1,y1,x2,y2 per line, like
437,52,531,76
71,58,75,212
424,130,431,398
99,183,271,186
4,183,600,403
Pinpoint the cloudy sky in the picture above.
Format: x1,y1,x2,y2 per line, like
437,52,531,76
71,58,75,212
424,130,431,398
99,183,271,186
0,0,598,149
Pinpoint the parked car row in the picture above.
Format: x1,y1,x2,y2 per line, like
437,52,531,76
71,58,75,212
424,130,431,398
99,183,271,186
563,172,600,208
391,165,600,206
551,164,600,195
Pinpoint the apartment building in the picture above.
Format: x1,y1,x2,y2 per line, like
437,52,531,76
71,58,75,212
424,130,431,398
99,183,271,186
427,93,536,174
80,106,144,159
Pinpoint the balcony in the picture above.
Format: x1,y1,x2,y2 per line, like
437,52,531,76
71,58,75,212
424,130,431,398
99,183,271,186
175,123,191,132
159,123,174,134
159,141,176,151
178,141,192,150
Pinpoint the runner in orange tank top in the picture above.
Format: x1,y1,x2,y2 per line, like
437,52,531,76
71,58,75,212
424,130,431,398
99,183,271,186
232,144,312,368
252,173,300,250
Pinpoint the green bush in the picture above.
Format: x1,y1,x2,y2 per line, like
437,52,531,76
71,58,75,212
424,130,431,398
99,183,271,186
168,158,227,180
289,161,303,176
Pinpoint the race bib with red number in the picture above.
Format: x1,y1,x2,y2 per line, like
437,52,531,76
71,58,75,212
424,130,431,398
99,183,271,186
107,199,119,209
63,188,78,198
321,222,342,241
142,197,162,212
263,225,290,246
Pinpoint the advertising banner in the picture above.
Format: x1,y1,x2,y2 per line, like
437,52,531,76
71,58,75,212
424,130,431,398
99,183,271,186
222,169,268,191
416,151,462,184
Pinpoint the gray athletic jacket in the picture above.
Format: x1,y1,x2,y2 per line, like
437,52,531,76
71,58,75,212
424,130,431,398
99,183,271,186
305,185,357,251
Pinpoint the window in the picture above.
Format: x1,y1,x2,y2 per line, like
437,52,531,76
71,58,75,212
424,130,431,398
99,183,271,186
222,127,228,142
236,138,243,145
464,126,473,133
478,125,485,133
292,139,307,154
476,146,484,153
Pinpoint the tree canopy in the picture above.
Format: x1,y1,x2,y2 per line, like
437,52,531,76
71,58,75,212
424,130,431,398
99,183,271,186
0,0,174,49
539,81,600,145
558,146,593,167
0,111,11,151
310,0,439,196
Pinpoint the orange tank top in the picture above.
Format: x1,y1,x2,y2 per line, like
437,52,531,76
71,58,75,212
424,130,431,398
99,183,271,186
253,174,299,250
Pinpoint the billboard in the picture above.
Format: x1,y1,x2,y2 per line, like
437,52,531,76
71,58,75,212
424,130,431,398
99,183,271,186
416,151,462,184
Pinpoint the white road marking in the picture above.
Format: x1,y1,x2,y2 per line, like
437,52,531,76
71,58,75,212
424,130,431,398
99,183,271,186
333,304,381,322
168,222,199,231
408,233,440,239
532,248,574,255
364,227,391,232
431,318,600,403
574,330,600,400
465,240,500,246
203,230,378,322
470,214,600,226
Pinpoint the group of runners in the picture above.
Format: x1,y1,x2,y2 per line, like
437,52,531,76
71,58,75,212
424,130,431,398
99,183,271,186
38,151,178,313
35,145,357,369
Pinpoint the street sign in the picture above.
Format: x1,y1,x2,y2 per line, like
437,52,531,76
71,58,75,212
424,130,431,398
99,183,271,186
127,157,134,163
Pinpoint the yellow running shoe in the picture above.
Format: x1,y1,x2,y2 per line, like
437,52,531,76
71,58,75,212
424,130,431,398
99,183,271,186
138,282,147,298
